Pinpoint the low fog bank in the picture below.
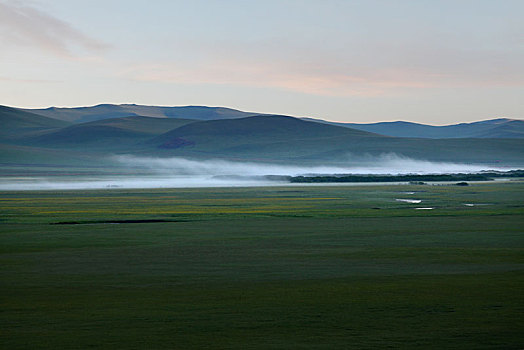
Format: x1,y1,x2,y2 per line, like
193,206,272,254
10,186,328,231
0,154,517,191
0,175,280,191
115,154,512,176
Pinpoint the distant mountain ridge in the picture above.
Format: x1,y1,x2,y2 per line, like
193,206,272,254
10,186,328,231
20,104,259,123
18,104,523,139
303,117,524,139
1,105,523,166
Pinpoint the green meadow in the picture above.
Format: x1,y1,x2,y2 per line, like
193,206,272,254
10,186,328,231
1,182,523,349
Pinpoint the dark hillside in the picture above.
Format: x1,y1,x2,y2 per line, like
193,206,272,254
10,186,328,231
0,105,71,140
1,107,522,167
69,116,196,135
309,118,524,139
152,114,382,147
145,115,524,165
28,116,197,150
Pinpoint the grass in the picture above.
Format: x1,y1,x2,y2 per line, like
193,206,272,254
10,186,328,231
1,182,523,349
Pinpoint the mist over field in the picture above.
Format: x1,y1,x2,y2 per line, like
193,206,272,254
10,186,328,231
0,175,279,191
0,154,515,191
115,154,505,176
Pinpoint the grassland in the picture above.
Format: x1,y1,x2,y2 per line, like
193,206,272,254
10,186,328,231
1,182,523,349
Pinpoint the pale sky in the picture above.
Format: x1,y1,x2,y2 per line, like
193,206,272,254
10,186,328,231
0,0,523,124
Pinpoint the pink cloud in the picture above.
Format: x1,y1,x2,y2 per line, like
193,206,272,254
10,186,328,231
0,76,60,83
121,59,454,97
0,1,109,57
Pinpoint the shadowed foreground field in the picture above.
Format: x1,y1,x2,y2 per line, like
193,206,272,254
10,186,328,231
1,183,523,349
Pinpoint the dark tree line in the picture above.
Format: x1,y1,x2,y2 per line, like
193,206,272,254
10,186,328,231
289,170,524,183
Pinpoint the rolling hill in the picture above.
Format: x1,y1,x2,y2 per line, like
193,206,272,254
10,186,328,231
147,115,385,160
0,105,71,141
151,114,381,146
304,118,524,139
28,116,197,150
19,103,524,139
1,104,523,168
146,115,524,164
20,104,259,123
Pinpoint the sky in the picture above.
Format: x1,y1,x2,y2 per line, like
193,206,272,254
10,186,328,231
0,0,523,124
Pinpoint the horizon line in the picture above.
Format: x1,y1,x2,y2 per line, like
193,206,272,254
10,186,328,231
3,103,521,127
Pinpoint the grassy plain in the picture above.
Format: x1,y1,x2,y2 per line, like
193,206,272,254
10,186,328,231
1,182,523,349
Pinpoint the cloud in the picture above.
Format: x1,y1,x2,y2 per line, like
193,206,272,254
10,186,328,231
117,10,524,98
0,75,60,83
0,0,109,57
122,42,524,98
123,60,437,98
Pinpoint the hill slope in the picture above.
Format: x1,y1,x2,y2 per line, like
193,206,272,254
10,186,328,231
150,114,382,153
18,103,524,139
305,118,524,139
0,106,71,141
2,108,523,167
153,114,378,142
29,116,197,150
21,104,258,123
146,115,524,164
